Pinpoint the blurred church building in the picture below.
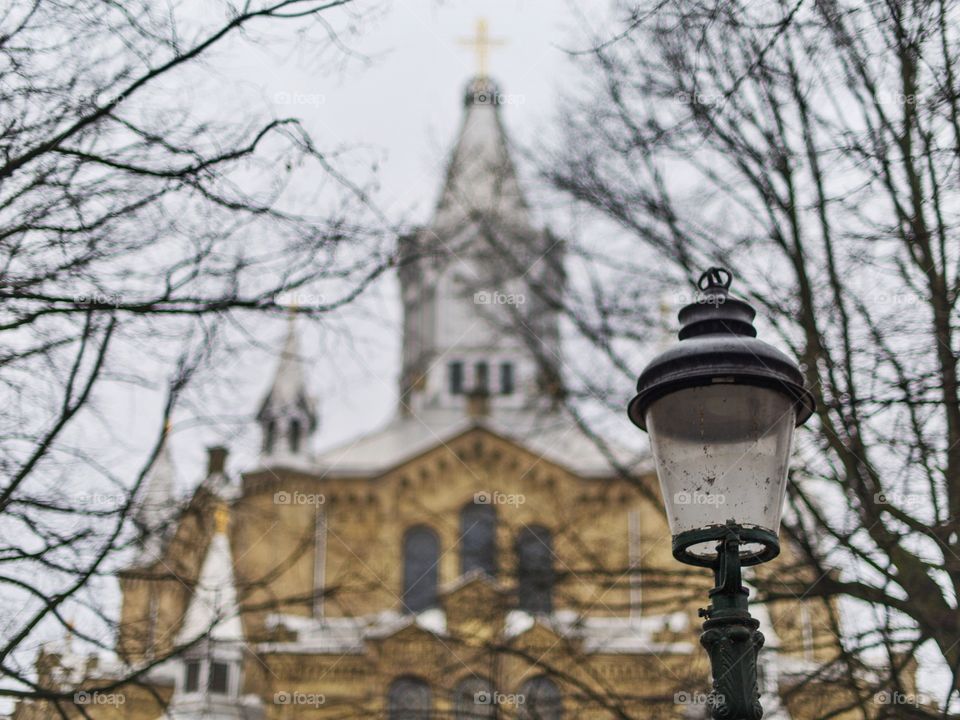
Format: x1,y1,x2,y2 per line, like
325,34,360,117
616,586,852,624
15,68,857,720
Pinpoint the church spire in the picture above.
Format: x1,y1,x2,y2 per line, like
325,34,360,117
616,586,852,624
430,74,531,232
397,69,565,417
168,503,259,719
133,429,176,565
257,314,317,462
175,504,243,646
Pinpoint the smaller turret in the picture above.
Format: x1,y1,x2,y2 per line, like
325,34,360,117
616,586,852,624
132,431,177,566
168,504,263,719
256,315,318,465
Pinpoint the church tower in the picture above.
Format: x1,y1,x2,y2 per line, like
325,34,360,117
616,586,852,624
398,76,565,418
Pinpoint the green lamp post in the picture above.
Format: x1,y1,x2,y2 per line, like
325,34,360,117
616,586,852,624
628,267,814,719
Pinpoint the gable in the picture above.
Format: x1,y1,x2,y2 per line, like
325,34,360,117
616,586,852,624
314,413,647,481
508,620,575,656
386,425,576,485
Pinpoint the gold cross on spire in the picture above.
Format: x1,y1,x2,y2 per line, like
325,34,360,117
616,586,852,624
457,18,506,79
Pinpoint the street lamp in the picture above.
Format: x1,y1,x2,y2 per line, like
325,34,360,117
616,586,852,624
628,267,814,720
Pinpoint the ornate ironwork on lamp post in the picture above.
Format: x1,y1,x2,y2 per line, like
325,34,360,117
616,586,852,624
628,267,814,720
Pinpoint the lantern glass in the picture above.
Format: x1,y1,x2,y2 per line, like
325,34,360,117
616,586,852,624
645,383,796,559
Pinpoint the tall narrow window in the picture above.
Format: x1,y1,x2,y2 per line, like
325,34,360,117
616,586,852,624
388,677,431,720
208,661,230,694
500,362,514,395
449,361,464,395
289,418,301,453
518,676,563,720
460,502,497,577
516,526,554,614
264,419,276,453
403,525,439,613
454,677,496,719
184,660,201,693
475,361,489,394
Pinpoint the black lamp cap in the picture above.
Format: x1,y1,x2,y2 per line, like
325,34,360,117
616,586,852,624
628,268,815,430
678,267,757,339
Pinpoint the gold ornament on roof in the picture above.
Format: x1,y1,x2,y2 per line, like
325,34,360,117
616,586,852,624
214,504,230,535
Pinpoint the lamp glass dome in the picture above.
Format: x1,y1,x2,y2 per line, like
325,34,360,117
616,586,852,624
645,383,796,560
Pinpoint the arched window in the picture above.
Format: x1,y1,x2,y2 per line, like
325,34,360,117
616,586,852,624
516,526,554,614
388,677,431,720
518,676,563,720
454,676,497,719
403,525,439,613
460,502,496,577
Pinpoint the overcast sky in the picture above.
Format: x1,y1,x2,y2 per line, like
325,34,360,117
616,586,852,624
223,0,590,221
153,0,619,476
